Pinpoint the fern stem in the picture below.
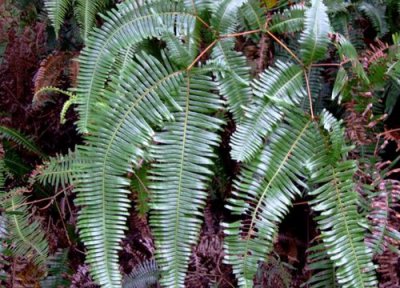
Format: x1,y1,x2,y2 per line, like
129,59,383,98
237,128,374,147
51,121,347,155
220,28,262,38
304,70,315,120
187,40,218,70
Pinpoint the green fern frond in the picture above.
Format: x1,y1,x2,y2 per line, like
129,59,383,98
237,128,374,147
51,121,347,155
44,0,72,38
35,149,80,190
210,0,246,35
300,0,331,65
230,61,306,162
75,1,197,133
359,1,388,37
122,259,159,288
211,39,252,121
331,66,348,102
308,111,378,288
74,53,184,287
305,243,338,288
41,249,71,288
0,126,45,157
149,74,224,287
240,0,266,31
75,0,110,41
224,111,315,287
3,190,49,266
269,4,305,34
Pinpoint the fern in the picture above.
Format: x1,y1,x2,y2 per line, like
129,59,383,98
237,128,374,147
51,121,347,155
0,125,45,157
149,73,224,287
74,1,196,133
308,111,378,288
2,189,49,266
122,259,159,288
224,110,315,286
299,0,330,65
40,249,71,288
230,61,306,162
269,5,305,34
44,0,71,38
359,1,388,37
75,0,110,41
74,52,184,287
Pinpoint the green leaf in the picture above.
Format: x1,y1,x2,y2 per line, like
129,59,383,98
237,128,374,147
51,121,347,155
269,4,305,34
331,66,348,102
0,126,45,157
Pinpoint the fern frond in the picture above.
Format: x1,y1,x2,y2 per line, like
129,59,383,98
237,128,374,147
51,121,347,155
35,149,80,189
230,61,306,162
224,111,315,287
0,126,45,157
359,2,388,37
332,66,348,102
44,0,71,38
122,259,159,288
75,0,110,42
75,1,197,133
240,0,266,31
211,39,252,121
309,111,378,288
40,249,71,288
75,53,184,287
210,0,246,35
149,74,224,287
269,4,305,34
299,0,330,65
305,243,338,288
3,190,49,266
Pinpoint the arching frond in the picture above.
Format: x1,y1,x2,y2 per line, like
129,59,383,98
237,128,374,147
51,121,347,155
40,249,71,288
300,0,330,65
75,1,196,133
224,111,315,287
331,66,348,102
309,111,378,288
2,190,49,266
230,61,306,162
149,74,224,287
211,39,252,121
44,0,71,38
359,2,388,37
74,53,184,287
0,126,45,157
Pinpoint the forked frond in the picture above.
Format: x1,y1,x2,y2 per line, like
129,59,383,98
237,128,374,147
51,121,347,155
74,53,184,287
149,74,224,287
2,190,49,266
44,0,71,38
230,61,306,162
75,1,196,133
224,111,315,287
299,0,330,65
309,111,378,288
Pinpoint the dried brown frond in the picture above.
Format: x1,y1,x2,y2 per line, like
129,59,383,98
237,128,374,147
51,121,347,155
32,51,76,108
362,40,389,68
344,101,375,145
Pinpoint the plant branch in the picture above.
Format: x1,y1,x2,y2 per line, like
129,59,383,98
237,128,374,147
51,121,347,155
187,39,218,71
